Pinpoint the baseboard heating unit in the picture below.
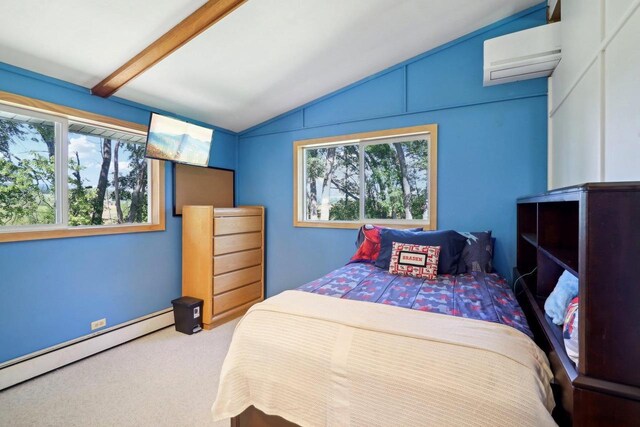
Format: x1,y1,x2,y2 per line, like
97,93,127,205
0,309,173,390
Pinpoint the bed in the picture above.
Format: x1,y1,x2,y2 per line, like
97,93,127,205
212,233,555,426
297,263,533,337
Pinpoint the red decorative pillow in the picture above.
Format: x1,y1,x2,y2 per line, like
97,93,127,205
350,225,385,263
388,242,440,279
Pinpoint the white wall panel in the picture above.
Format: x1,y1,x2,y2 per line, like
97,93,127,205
551,62,601,187
549,0,601,112
548,0,640,188
549,60,573,113
604,7,640,181
557,0,601,91
605,0,636,35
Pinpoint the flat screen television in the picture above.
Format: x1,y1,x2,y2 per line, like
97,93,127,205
145,113,213,167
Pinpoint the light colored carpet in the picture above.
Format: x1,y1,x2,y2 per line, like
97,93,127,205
0,319,239,427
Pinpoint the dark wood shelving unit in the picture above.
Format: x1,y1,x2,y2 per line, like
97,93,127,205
516,182,640,426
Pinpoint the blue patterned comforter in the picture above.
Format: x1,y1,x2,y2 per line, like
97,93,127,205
297,263,532,337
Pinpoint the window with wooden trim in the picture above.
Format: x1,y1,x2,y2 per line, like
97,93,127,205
0,96,165,242
293,125,437,229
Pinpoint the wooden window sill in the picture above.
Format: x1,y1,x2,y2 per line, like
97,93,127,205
293,220,433,230
0,223,166,243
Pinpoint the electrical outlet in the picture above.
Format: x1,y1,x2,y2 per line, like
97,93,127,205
91,318,107,330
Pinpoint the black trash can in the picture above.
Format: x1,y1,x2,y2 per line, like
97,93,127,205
171,296,203,335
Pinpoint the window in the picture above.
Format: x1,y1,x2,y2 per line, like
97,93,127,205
0,110,58,227
0,95,165,242
294,125,437,229
67,123,149,226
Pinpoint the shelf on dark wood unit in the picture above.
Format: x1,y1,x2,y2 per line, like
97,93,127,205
521,232,538,247
518,272,578,382
538,245,578,276
535,297,570,358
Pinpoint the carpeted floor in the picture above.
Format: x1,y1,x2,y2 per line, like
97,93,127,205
0,319,239,427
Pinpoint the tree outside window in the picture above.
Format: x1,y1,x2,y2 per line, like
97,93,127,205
67,128,149,226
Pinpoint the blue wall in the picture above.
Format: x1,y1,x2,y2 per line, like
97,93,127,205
0,3,549,363
237,5,549,297
0,64,238,363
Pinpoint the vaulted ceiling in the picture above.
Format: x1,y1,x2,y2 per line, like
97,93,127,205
0,0,541,132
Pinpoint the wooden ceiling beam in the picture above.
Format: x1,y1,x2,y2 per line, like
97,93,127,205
91,0,246,98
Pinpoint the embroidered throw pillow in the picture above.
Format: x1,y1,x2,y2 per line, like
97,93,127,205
388,242,440,279
376,229,466,274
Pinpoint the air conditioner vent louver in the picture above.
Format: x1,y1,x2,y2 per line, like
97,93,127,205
483,22,561,86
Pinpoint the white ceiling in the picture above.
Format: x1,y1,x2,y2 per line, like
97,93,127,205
0,0,541,132
0,0,207,88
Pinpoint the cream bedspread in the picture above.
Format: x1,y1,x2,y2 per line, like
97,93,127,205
212,290,555,427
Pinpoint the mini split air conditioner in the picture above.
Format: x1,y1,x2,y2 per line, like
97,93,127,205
483,22,561,86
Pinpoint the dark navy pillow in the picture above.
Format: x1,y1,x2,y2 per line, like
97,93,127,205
375,229,467,274
456,231,494,273
354,224,423,248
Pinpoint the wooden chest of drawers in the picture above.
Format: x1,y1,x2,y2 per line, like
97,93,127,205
182,205,264,329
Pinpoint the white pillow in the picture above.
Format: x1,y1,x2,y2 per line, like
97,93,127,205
544,270,579,325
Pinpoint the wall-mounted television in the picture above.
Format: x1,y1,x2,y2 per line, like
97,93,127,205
145,113,213,167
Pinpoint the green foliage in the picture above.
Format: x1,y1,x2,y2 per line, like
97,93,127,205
68,155,94,226
0,154,55,225
304,148,325,219
363,140,428,220
69,140,148,225
117,142,148,223
329,198,358,221
68,189,95,226
305,150,325,180
0,119,25,158
0,118,56,225
32,124,55,158
304,138,430,222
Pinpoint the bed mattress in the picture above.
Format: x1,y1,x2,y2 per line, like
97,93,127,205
297,262,532,337
212,290,554,426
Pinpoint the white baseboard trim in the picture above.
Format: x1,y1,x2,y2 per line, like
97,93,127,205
0,309,174,391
